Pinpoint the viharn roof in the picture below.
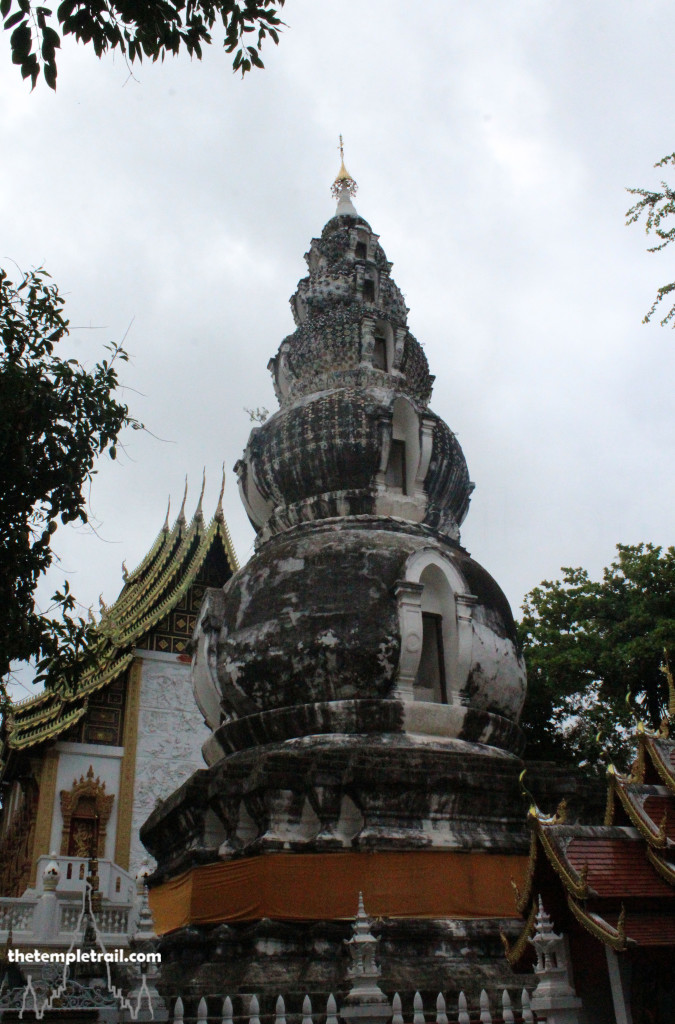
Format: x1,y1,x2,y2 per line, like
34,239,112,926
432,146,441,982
504,725,675,964
0,481,238,760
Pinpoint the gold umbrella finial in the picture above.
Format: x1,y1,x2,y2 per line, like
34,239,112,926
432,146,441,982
331,134,358,206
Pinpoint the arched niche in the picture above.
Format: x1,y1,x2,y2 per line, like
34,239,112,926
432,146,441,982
59,766,114,859
394,549,475,703
386,398,420,496
372,319,395,372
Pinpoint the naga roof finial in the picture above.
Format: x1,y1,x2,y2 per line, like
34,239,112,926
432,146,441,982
660,650,675,721
216,464,226,522
177,475,188,525
331,134,358,215
163,495,171,532
196,467,206,520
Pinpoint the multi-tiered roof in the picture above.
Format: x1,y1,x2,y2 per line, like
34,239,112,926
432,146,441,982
0,479,238,761
505,722,675,965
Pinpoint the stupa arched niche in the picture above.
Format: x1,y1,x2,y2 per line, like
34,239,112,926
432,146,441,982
394,548,467,706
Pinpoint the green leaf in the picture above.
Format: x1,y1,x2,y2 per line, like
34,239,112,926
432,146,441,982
4,9,25,28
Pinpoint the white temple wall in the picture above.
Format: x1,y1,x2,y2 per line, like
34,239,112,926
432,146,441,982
129,650,210,874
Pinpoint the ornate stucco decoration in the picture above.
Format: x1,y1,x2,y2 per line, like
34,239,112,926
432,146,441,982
59,765,114,858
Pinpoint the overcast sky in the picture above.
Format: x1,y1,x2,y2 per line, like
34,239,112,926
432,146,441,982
3,0,675,700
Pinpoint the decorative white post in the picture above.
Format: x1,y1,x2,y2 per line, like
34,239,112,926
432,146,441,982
127,859,168,1021
340,893,392,1024
131,860,156,941
32,856,61,943
529,896,583,1024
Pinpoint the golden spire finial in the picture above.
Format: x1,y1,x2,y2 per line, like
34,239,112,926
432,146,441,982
331,134,358,206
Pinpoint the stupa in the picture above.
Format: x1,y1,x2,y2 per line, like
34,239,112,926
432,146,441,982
141,149,599,1003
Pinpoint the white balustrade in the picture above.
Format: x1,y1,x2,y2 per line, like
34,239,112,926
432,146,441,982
0,897,36,933
170,988,538,1023
34,854,135,902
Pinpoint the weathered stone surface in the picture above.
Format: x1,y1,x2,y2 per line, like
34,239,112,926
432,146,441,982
141,740,604,882
241,395,471,542
155,917,535,1008
195,521,526,729
142,195,593,1003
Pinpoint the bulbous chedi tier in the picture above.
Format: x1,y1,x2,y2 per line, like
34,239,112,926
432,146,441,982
193,522,526,762
235,214,474,545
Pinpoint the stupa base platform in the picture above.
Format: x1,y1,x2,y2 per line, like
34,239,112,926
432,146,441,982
154,915,538,1005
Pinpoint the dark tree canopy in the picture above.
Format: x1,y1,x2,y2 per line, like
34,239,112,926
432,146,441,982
1,0,284,89
0,266,135,701
627,153,675,326
518,543,675,772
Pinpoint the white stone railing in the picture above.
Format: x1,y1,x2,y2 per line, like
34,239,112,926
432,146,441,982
0,896,134,946
95,904,132,935
0,897,36,933
170,990,538,1024
34,855,136,903
59,900,132,938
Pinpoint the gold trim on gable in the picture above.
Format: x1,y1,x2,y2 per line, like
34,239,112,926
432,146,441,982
646,846,675,886
608,775,668,849
566,894,633,952
645,738,675,795
502,899,538,967
535,820,591,900
29,748,59,886
114,659,143,871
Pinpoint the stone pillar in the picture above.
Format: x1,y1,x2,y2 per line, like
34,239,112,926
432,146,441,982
605,947,634,1024
393,581,424,698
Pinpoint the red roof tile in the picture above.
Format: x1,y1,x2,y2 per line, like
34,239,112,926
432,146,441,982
603,912,675,946
643,795,675,841
566,838,674,898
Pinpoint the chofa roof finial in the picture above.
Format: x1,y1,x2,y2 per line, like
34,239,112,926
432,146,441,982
177,475,188,525
216,464,226,522
195,467,206,520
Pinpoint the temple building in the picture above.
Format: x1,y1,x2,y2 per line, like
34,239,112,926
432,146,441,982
506,718,675,1022
0,482,237,927
140,158,601,1004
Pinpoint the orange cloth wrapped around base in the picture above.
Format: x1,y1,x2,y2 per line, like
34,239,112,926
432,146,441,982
149,850,528,935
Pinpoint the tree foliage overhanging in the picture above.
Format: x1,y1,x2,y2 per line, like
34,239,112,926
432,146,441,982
1,0,285,89
0,265,136,702
627,153,675,326
518,543,675,773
